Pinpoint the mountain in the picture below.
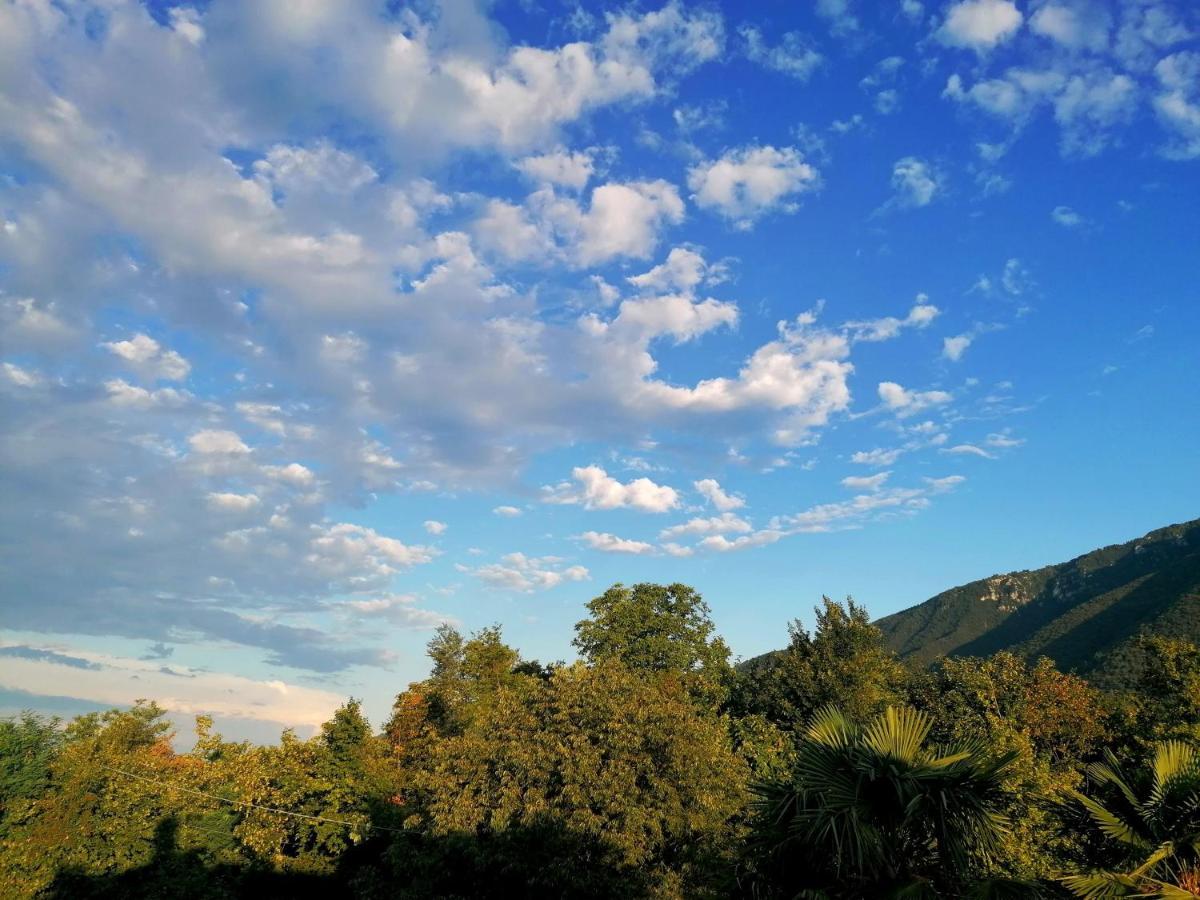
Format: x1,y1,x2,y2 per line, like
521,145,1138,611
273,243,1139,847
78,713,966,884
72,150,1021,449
875,517,1200,686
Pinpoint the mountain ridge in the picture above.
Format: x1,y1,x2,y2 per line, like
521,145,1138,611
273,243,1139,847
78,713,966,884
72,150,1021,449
875,517,1200,685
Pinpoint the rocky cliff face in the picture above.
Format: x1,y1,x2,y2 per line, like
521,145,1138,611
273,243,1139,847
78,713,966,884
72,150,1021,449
875,517,1200,682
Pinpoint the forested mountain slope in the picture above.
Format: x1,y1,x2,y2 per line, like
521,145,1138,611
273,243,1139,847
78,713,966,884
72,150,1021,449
876,517,1200,685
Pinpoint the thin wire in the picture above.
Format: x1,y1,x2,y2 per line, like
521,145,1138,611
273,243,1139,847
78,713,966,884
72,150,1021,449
100,764,406,834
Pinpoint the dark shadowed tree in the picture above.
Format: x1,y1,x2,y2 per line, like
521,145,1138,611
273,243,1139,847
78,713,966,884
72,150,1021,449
733,597,909,731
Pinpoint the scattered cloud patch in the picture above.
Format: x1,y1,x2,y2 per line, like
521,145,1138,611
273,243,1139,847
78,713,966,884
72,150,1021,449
688,146,819,229
542,466,680,512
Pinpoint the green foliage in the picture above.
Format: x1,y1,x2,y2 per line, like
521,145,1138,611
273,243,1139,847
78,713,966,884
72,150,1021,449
0,712,62,830
3,581,1200,898
734,596,909,729
1063,741,1200,897
574,582,733,706
877,517,1200,683
912,653,1109,878
748,704,1033,898
408,659,747,897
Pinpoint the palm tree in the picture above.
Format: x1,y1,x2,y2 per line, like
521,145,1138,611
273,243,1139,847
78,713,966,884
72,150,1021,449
748,705,1032,899
1063,740,1200,898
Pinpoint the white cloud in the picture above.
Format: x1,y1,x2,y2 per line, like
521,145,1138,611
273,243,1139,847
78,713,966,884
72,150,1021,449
925,475,967,492
878,381,952,416
103,333,191,381
694,477,745,511
471,552,589,592
188,430,250,455
698,529,785,552
0,645,344,733
986,430,1025,448
886,157,943,209
1029,4,1110,52
493,505,523,517
577,531,655,554
815,0,861,36
1051,205,1088,227
844,294,940,342
627,246,725,294
343,594,453,628
851,447,903,467
423,520,448,535
938,0,1024,51
688,145,819,229
944,65,1138,158
659,512,753,540
542,465,680,512
943,334,973,361
575,180,686,263
484,180,686,265
941,443,996,459
1153,52,1200,160
207,491,261,512
740,26,823,81
265,463,316,487
841,472,890,491
515,148,594,190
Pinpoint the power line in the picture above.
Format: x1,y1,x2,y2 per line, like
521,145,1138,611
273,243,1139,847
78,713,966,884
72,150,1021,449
100,764,406,834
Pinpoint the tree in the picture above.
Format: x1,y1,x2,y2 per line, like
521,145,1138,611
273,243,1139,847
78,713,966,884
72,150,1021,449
912,653,1108,880
1063,740,1200,897
0,712,62,833
749,705,1031,898
574,582,732,706
405,659,747,898
733,597,909,730
1120,636,1200,743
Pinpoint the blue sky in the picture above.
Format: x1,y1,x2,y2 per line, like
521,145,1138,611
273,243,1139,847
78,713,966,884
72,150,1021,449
1,0,1198,740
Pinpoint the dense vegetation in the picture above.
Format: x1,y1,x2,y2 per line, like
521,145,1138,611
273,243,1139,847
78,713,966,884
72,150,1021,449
877,517,1200,685
3,582,1200,898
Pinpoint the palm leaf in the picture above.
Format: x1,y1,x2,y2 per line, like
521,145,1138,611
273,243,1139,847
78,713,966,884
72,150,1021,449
1067,786,1153,850
861,706,931,763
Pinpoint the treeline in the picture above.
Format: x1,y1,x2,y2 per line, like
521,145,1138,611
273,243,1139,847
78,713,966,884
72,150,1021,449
2,583,1200,898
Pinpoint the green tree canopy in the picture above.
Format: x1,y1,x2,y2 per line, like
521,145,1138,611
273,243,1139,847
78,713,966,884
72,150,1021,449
573,582,732,705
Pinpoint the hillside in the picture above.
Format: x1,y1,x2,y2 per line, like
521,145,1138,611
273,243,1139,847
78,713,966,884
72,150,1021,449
876,517,1200,686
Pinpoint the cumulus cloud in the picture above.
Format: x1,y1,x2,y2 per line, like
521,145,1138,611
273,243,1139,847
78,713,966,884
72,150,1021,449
103,333,191,381
476,179,685,265
493,505,523,517
469,552,589,592
885,157,943,210
841,472,890,491
189,430,250,455
938,0,1024,51
878,381,953,416
659,512,753,540
542,465,680,512
1153,52,1200,159
423,520,448,535
944,64,1138,158
740,26,823,81
688,145,819,229
942,334,974,361
515,148,594,190
694,478,745,511
577,531,656,554
627,246,727,294
851,447,904,467
1029,3,1111,52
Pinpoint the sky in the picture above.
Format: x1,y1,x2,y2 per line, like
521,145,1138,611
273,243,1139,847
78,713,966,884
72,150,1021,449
1,0,1198,742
